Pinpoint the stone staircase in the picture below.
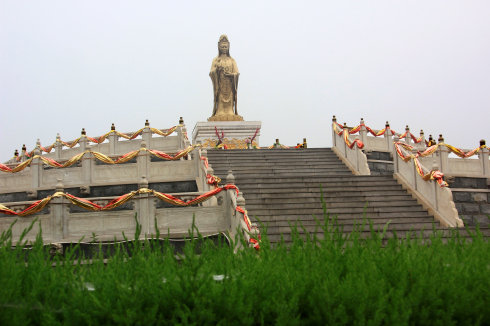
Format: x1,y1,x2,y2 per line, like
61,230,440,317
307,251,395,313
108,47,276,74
207,148,483,243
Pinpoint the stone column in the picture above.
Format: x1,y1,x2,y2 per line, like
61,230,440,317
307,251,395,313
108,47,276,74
384,121,392,153
404,125,411,145
417,130,426,151
331,116,337,148
393,135,400,173
109,123,117,156
137,176,151,237
437,134,449,175
31,141,42,190
359,118,367,146
137,141,149,181
80,133,92,192
142,120,151,149
51,179,69,241
479,140,489,177
55,133,62,161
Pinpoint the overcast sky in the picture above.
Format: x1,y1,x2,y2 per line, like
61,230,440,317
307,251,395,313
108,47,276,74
1,1,489,161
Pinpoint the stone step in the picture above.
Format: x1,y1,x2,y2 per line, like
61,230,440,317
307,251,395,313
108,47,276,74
207,147,445,243
265,228,490,242
236,185,404,192
261,217,435,227
217,178,399,186
249,211,433,221
243,193,414,201
245,199,419,207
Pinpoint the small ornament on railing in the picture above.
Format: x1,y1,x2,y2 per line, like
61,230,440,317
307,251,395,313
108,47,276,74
438,134,444,143
81,128,86,136
226,170,235,185
480,139,486,147
145,119,150,127
385,121,390,128
111,123,116,131
332,115,337,123
14,149,19,157
179,117,184,124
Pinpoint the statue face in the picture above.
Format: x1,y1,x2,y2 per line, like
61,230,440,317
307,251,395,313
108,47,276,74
218,42,229,54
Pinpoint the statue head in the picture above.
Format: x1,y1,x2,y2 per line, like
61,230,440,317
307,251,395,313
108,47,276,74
218,34,230,56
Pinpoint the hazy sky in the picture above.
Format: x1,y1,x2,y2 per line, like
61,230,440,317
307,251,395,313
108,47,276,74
1,1,489,161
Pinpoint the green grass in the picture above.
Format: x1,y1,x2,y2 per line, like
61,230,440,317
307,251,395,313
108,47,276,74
0,215,488,325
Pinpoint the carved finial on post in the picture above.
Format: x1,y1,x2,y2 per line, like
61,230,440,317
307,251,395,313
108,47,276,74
226,170,235,185
14,149,19,157
438,134,444,143
145,119,149,127
303,138,307,149
480,139,486,147
34,139,41,155
56,133,61,142
111,123,115,131
332,115,337,122
138,175,149,189
343,122,347,128
22,144,26,152
360,118,364,125
405,125,410,132
385,121,390,128
179,117,184,124
56,178,64,192
81,128,86,136
420,130,424,137
237,192,246,207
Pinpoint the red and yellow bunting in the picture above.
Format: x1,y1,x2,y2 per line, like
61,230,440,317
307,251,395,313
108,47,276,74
334,123,364,149
1,145,200,173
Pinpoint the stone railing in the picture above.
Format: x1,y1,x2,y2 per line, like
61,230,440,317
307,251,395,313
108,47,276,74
392,136,463,227
0,145,199,198
333,117,490,178
0,178,259,248
8,120,190,163
331,117,370,175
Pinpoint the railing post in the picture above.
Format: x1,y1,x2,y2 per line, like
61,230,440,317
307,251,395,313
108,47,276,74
137,176,151,237
55,133,62,160
393,135,399,173
437,134,449,174
479,140,489,177
359,118,367,146
417,130,426,151
331,116,337,147
137,141,150,181
31,140,42,191
143,120,152,149
384,121,392,152
80,132,92,192
404,125,411,145
51,179,68,241
109,123,117,156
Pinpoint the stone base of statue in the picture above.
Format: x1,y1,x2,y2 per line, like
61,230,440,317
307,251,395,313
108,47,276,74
208,114,243,122
193,120,262,149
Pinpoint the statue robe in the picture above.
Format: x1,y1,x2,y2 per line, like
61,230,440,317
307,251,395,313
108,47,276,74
210,55,239,118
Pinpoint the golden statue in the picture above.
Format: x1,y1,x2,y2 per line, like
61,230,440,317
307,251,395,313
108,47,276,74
208,35,243,121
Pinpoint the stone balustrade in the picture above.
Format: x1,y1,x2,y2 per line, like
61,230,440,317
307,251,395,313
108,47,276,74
331,117,370,175
1,123,195,199
334,117,490,178
392,136,463,227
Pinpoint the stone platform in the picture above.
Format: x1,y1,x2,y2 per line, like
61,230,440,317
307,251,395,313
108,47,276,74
192,121,262,149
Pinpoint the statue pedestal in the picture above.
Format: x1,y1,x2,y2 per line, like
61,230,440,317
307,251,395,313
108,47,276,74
192,121,262,149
